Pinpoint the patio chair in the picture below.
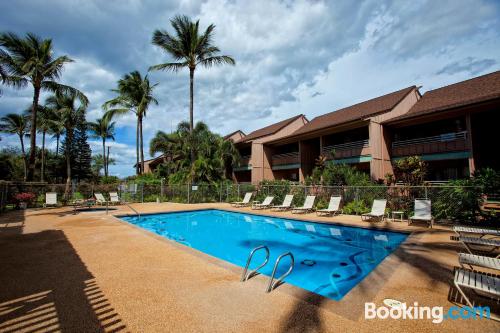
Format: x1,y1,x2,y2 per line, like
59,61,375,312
453,225,500,239
453,267,500,316
109,192,122,205
458,253,500,271
94,193,109,206
252,196,274,210
451,236,500,258
291,196,316,214
44,192,58,207
271,195,294,211
361,199,387,222
316,196,342,216
231,192,253,207
408,199,433,228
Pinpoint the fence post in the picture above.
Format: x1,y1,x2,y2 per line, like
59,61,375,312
219,182,223,203
237,184,240,199
141,184,144,203
424,186,428,199
160,178,164,202
187,183,190,204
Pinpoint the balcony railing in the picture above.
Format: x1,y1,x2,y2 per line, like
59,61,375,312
322,139,370,159
392,131,467,148
239,155,251,165
272,151,300,166
391,131,468,157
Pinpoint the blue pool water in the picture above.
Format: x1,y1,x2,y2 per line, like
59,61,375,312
120,209,408,300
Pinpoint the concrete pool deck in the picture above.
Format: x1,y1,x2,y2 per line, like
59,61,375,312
0,203,498,332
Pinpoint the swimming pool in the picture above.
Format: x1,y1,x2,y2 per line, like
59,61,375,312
120,209,408,300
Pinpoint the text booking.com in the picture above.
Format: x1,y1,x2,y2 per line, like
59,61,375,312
365,302,490,324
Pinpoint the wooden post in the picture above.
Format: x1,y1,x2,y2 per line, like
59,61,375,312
465,114,475,175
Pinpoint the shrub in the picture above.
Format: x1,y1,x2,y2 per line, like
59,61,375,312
342,200,369,215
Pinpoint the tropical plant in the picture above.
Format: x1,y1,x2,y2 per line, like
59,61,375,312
150,121,239,184
150,15,235,139
0,113,30,180
0,32,88,180
46,90,88,197
393,156,427,185
36,105,58,182
88,112,116,177
104,71,158,174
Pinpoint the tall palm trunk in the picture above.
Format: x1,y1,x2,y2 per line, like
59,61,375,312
40,130,46,182
189,67,195,162
106,146,110,176
19,133,27,181
139,115,144,174
102,137,107,177
55,134,60,158
136,118,140,175
64,128,73,199
27,84,40,181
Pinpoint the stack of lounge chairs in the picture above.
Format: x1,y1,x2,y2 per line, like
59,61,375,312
450,225,500,318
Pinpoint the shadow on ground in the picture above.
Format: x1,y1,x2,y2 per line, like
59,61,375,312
0,221,127,332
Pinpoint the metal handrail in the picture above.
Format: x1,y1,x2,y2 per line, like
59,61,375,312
392,131,467,148
322,139,369,153
241,245,270,282
125,203,141,218
266,252,294,292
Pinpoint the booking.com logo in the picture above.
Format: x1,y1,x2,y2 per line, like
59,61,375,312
365,301,490,324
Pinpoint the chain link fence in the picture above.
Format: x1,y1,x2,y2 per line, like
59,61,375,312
0,181,492,223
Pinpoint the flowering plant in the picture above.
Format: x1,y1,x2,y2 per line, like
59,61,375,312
14,192,36,204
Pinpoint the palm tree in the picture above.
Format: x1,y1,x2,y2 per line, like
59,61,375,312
36,105,56,182
150,15,235,137
104,71,158,175
0,32,88,180
47,114,65,158
88,112,116,177
45,90,87,197
0,113,29,180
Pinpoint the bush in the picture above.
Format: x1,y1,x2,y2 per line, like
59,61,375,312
342,200,369,215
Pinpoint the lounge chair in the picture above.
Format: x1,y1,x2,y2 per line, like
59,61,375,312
44,192,58,207
316,196,342,216
271,195,294,211
453,267,500,316
453,225,500,239
408,199,433,228
94,193,109,206
252,196,274,210
109,192,122,205
291,196,316,214
231,192,253,207
458,253,500,271
451,236,500,258
361,199,387,222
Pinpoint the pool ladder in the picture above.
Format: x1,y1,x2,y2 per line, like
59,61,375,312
240,245,295,293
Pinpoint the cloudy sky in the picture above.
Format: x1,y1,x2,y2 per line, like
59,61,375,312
1,0,499,177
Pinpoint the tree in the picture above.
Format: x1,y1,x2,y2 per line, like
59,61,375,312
393,156,427,185
88,111,115,177
104,71,158,175
150,15,235,139
72,109,92,182
0,113,30,180
0,32,88,180
46,90,87,197
36,105,57,182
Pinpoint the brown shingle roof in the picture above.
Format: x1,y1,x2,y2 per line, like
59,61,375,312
388,70,500,123
235,114,305,143
223,130,246,140
290,86,416,136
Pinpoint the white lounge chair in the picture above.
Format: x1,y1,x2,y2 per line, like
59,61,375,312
231,192,253,207
453,267,500,316
271,195,294,211
109,192,122,205
316,196,342,216
452,236,500,258
459,253,500,271
408,199,433,228
94,193,109,206
291,196,316,214
454,225,500,239
44,192,58,207
252,196,274,210
361,199,387,222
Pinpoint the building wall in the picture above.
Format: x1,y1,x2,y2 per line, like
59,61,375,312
249,116,308,183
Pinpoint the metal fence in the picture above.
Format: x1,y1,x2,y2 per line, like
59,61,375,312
0,181,491,223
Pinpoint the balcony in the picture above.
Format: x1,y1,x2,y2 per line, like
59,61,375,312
322,139,370,159
234,155,251,171
272,151,300,168
392,131,468,157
